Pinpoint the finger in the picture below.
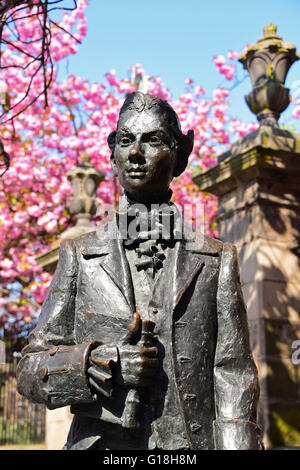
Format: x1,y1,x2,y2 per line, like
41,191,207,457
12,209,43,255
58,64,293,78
121,312,141,345
90,355,114,370
88,375,113,398
87,366,112,383
88,377,106,393
139,346,158,357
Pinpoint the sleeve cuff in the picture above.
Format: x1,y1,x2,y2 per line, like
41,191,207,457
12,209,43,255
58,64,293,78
17,341,101,409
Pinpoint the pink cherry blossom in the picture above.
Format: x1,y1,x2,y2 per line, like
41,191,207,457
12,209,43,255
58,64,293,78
0,259,14,270
228,50,239,61
0,5,298,334
213,55,226,67
213,88,230,103
292,105,300,119
220,64,235,81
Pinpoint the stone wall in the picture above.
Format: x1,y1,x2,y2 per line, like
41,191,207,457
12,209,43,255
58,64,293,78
194,131,300,448
45,407,73,450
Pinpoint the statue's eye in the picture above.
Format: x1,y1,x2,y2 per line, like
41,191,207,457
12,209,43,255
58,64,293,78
120,137,131,146
149,135,161,145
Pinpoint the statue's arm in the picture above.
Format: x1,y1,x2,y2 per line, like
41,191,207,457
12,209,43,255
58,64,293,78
16,239,116,409
213,242,264,450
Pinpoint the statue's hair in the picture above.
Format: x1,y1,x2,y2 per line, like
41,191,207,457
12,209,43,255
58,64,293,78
118,92,181,126
108,92,194,177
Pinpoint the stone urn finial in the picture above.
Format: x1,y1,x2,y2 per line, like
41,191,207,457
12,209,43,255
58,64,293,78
66,153,105,229
238,24,299,127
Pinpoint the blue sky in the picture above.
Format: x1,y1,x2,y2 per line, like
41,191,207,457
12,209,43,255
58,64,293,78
61,0,300,129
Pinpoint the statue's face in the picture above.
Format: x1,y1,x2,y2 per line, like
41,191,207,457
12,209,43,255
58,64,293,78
112,110,177,202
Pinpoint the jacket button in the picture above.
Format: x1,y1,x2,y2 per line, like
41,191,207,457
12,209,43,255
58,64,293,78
49,346,59,356
190,423,202,433
184,393,196,402
178,356,191,364
39,366,48,381
152,308,158,314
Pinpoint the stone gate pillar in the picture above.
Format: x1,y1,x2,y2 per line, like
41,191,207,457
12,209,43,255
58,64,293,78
194,25,300,449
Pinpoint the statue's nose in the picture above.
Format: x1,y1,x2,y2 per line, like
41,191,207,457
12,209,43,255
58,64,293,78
129,139,144,159
130,147,139,156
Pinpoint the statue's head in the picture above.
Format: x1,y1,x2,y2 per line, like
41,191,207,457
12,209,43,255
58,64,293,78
108,92,194,203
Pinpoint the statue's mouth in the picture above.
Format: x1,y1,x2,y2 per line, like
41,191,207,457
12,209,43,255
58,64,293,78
127,167,147,178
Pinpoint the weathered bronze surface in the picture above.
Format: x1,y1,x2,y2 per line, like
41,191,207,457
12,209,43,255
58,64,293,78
17,92,263,450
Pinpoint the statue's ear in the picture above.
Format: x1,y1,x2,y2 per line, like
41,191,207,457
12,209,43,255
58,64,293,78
110,153,118,177
173,130,194,177
107,131,117,176
107,130,117,153
108,130,118,176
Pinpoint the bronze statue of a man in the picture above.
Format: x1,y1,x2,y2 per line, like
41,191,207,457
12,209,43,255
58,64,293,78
17,92,263,450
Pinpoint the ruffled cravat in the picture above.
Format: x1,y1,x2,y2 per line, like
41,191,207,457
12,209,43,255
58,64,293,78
117,193,180,278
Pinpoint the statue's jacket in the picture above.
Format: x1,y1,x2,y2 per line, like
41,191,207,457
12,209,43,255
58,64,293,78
17,216,263,450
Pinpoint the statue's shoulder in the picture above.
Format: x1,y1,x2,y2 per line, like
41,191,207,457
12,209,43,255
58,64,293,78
182,222,223,256
72,230,98,245
68,224,110,252
201,234,223,255
188,234,223,256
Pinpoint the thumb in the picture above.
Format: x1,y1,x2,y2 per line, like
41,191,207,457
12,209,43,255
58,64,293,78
120,312,141,345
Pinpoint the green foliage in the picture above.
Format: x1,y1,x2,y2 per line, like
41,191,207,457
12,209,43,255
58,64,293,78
0,417,44,444
270,408,300,447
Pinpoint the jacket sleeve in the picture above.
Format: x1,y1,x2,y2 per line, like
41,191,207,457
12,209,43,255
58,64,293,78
213,242,263,450
16,238,118,410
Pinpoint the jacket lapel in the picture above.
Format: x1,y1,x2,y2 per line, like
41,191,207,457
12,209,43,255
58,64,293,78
171,231,221,314
80,220,221,318
171,240,204,313
80,232,135,313
104,237,135,312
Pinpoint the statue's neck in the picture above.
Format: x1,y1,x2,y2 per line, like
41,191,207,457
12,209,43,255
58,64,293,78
124,189,172,206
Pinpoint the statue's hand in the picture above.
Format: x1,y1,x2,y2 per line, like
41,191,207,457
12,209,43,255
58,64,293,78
115,343,158,388
87,312,158,394
116,312,158,388
87,345,117,397
87,343,158,392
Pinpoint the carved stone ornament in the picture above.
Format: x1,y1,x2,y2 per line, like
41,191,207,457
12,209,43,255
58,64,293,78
66,152,105,228
238,24,299,127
